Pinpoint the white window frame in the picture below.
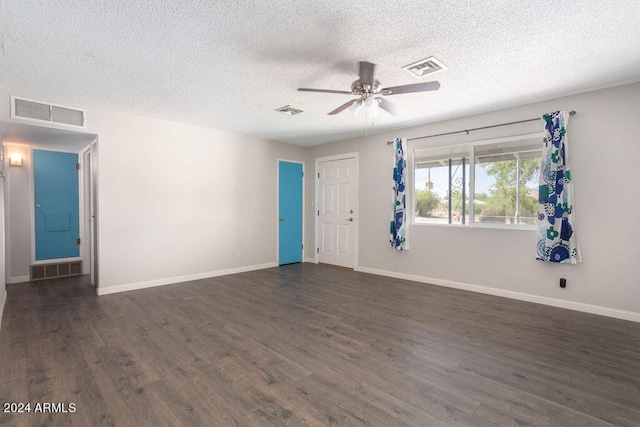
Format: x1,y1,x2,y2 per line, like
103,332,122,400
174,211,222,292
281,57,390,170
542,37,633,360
411,132,544,230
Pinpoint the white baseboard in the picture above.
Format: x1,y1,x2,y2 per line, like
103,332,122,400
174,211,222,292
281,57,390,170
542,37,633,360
0,290,7,330
97,262,278,296
8,275,30,284
303,258,316,263
356,266,640,323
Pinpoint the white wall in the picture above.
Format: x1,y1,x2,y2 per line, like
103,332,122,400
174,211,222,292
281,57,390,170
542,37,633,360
3,143,31,283
90,112,306,293
0,94,307,294
306,82,640,319
0,142,6,329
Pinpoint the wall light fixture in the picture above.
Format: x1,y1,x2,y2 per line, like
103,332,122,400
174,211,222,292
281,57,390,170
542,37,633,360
10,153,23,166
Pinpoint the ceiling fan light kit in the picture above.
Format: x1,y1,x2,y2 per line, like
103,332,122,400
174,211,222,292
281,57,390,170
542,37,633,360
364,97,379,115
348,100,362,116
298,61,441,116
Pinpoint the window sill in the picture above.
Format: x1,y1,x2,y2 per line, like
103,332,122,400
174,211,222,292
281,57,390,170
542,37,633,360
411,220,537,231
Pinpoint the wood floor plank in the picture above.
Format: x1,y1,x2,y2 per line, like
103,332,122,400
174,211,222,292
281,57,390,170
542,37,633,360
2,264,640,426
79,344,161,426
472,403,549,427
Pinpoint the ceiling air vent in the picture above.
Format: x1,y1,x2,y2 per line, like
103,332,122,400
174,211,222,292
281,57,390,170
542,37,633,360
275,105,304,116
11,96,86,128
402,57,446,78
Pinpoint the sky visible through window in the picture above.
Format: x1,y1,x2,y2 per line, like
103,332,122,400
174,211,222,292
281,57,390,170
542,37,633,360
415,165,538,198
415,166,485,197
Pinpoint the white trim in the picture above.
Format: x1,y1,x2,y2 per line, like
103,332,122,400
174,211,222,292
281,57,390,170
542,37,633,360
314,152,359,269
412,221,537,231
8,275,30,284
0,290,6,330
90,139,99,289
468,143,475,220
3,142,11,287
314,152,360,164
405,142,413,249
80,146,93,276
356,266,640,323
303,257,316,263
97,262,278,296
276,159,305,265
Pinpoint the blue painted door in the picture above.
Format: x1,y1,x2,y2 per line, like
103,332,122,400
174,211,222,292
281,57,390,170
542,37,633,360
278,161,303,265
34,150,80,260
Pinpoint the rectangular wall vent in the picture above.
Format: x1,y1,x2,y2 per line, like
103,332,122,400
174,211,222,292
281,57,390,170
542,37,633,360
11,96,86,128
402,57,446,78
52,105,85,126
275,105,304,116
30,260,83,281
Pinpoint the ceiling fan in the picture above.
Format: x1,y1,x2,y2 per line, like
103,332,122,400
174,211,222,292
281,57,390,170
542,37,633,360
298,61,440,116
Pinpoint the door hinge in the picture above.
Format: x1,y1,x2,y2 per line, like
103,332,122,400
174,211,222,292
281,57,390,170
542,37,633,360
76,238,81,244
317,172,320,178
302,171,304,177
317,248,319,254
302,244,304,249
76,163,81,170
317,210,319,216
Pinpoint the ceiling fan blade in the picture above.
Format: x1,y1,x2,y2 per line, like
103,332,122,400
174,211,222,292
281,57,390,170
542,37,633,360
382,81,440,95
298,88,353,95
359,61,376,88
377,98,399,115
328,100,356,115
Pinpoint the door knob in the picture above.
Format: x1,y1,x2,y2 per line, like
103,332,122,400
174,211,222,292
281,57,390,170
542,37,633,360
37,204,41,208
279,218,285,222
346,217,353,222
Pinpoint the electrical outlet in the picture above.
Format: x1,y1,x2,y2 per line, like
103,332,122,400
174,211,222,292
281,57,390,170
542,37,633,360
235,249,241,258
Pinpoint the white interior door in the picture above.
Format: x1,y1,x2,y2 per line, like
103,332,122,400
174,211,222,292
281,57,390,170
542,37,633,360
317,157,356,268
81,147,93,281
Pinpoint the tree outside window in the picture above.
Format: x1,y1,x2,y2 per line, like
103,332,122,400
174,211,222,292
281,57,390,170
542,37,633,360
413,136,541,226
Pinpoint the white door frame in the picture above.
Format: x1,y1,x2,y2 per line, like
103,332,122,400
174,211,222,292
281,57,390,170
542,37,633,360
0,134,5,305
80,146,91,276
89,138,99,289
81,139,99,286
314,152,359,269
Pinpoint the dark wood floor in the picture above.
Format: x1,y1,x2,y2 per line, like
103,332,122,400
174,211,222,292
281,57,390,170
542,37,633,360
1,264,639,426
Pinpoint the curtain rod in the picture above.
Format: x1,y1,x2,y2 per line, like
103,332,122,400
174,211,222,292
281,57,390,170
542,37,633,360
386,110,576,145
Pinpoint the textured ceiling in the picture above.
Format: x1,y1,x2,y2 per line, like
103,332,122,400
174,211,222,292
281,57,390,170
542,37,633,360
1,1,640,146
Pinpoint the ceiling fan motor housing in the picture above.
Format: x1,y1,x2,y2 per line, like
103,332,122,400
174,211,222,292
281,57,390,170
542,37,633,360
351,79,382,96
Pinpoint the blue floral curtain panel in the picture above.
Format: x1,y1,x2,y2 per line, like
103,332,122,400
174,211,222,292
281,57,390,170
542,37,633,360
390,138,409,250
537,111,581,263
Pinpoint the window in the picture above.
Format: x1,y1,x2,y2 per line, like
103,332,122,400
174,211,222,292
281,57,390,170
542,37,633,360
413,133,542,227
414,144,470,224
